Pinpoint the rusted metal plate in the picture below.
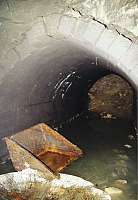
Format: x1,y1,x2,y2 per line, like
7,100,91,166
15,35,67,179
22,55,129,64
5,138,58,180
9,123,82,172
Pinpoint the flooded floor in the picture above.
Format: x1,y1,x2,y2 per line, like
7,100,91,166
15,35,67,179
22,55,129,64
60,113,137,200
0,113,137,200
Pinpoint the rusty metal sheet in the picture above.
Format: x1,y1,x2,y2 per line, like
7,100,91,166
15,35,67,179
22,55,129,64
9,123,83,172
5,137,59,180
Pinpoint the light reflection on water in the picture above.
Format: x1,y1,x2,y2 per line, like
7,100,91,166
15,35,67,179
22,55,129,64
60,114,137,200
0,114,137,200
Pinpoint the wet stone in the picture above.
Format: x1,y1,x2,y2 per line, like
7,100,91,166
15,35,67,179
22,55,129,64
114,159,128,177
128,135,135,140
124,144,132,149
104,187,123,196
113,179,128,190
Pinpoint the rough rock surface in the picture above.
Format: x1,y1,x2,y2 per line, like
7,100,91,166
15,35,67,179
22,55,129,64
66,0,138,36
0,168,111,200
88,74,134,119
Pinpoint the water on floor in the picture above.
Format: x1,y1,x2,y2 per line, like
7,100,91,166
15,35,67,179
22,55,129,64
0,113,137,200
59,113,137,200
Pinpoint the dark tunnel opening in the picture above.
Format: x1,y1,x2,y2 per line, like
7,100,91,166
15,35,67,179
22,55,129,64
0,38,136,157
0,0,138,198
55,73,137,200
0,38,137,200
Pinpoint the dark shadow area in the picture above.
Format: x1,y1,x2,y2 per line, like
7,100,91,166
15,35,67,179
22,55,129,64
0,41,137,200
59,113,137,200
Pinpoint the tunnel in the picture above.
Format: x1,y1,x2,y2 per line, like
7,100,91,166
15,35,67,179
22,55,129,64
0,13,137,158
0,1,137,199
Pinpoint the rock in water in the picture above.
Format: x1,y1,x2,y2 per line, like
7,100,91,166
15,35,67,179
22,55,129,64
105,187,123,196
113,179,127,190
0,168,111,200
88,74,133,120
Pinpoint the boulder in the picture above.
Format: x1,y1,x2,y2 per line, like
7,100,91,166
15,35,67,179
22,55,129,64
0,168,111,200
113,179,127,190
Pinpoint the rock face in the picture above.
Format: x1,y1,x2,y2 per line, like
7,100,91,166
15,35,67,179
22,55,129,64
88,74,133,120
0,168,111,200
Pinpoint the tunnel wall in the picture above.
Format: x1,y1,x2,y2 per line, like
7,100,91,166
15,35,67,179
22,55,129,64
0,40,110,136
0,1,138,158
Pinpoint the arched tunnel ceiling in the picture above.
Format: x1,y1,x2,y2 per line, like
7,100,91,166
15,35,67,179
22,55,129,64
0,1,138,88
0,0,137,158
0,38,136,138
0,40,111,137
0,0,137,37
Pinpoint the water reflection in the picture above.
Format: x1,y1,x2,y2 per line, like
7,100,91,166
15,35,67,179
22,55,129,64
0,113,137,200
60,113,137,200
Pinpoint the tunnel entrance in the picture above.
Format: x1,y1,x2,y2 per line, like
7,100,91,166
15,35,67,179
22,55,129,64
56,74,137,200
0,0,137,199
0,70,137,200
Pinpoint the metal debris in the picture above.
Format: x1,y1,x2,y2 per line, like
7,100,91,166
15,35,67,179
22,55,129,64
9,123,83,172
5,138,58,181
